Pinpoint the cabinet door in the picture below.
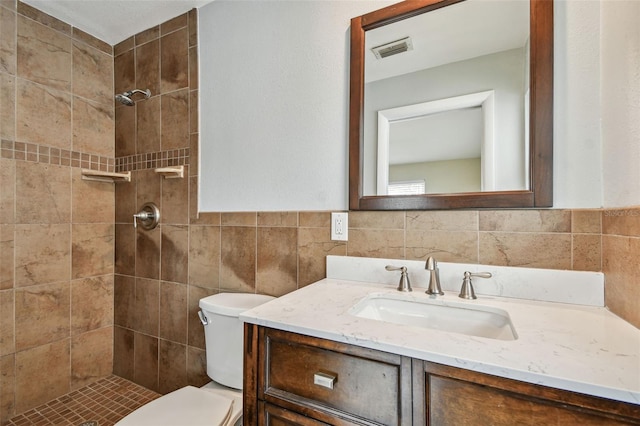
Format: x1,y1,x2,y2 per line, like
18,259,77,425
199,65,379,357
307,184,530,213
260,402,330,426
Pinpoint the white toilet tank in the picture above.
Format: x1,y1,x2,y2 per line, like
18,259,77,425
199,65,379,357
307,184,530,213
199,293,274,390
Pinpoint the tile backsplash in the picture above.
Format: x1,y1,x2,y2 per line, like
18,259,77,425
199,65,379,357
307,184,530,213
1,0,639,424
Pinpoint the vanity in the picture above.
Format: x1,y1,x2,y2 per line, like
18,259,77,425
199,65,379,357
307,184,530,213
241,256,640,425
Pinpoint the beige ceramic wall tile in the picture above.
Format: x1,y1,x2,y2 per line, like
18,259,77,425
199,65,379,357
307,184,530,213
349,211,404,229
602,207,640,237
0,74,16,140
15,281,70,350
257,212,298,227
135,226,160,279
0,6,16,75
190,87,198,133
115,171,137,224
186,346,208,387
135,39,160,98
160,281,187,344
189,48,198,91
298,227,346,286
572,234,601,272
160,88,189,150
221,212,256,227
114,36,134,57
136,95,161,154
114,274,135,330
158,340,187,395
0,290,14,356
113,326,134,381
347,228,404,259
479,210,571,233
160,28,188,92
135,26,159,46
15,162,71,224
133,278,159,336
161,225,188,284
71,223,114,279
70,326,113,390
603,235,640,328
299,211,331,228
14,224,70,287
188,225,220,289
72,41,113,105
72,97,114,156
136,169,161,212
70,275,114,335
406,230,479,263
256,227,297,296
15,339,70,413
114,49,134,99
115,224,135,276
71,27,110,55
0,225,13,290
220,226,256,292
161,166,189,225
16,2,70,35
407,210,478,231
0,160,14,225
189,133,198,178
187,285,216,349
0,353,16,423
479,232,572,269
16,15,71,91
189,177,222,225
133,332,158,392
72,168,115,224
161,13,187,35
115,103,135,157
571,209,601,234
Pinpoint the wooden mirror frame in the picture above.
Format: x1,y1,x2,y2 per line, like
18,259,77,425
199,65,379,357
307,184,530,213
349,0,553,210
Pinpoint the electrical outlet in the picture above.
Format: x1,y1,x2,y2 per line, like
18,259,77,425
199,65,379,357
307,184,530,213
331,212,348,241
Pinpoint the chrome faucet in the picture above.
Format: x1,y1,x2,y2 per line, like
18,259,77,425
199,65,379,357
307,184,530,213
424,256,444,295
459,271,492,299
386,265,412,292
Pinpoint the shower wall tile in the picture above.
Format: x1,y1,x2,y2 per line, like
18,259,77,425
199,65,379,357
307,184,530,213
14,281,70,350
161,13,187,36
133,332,158,392
189,47,198,90
159,341,187,395
15,162,70,224
16,14,71,91
256,227,297,297
135,26,159,46
114,274,135,330
16,79,71,148
160,27,188,92
72,169,115,223
161,166,189,225
114,49,135,99
133,278,159,336
115,171,136,224
14,224,70,288
186,346,208,388
16,2,69,35
188,225,220,289
115,224,136,276
71,223,114,279
1,73,16,140
70,326,113,390
0,225,14,290
136,38,160,97
71,275,114,335
135,168,160,211
0,159,14,224
72,40,113,104
136,226,160,279
114,36,134,57
14,339,70,414
160,281,187,344
113,326,134,381
0,6,17,75
160,88,189,150
0,289,14,356
115,104,136,157
72,97,114,156
1,353,16,423
160,225,188,284
220,226,256,293
136,96,161,154
72,27,111,55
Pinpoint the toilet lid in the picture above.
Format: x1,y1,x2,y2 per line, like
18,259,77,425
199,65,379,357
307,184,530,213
115,386,234,426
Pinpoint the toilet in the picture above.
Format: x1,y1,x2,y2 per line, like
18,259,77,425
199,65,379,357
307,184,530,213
115,293,275,426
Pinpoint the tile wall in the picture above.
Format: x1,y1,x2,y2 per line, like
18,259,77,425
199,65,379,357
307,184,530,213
1,1,115,423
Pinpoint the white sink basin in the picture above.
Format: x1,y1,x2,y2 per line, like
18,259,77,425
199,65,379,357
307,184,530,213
348,293,517,341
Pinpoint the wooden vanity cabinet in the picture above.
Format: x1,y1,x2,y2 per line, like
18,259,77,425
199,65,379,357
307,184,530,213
244,324,640,425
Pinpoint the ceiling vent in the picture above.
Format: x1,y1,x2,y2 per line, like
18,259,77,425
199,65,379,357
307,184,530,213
371,37,413,59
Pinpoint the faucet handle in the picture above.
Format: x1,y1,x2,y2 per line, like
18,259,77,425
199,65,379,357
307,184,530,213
459,271,492,299
385,265,412,292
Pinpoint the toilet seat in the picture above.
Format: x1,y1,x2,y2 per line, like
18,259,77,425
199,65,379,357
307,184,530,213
115,386,237,426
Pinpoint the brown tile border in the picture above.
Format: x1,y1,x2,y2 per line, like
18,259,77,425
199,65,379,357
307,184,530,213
1,139,114,171
115,148,190,172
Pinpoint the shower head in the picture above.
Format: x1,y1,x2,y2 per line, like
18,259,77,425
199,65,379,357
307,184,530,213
115,89,151,106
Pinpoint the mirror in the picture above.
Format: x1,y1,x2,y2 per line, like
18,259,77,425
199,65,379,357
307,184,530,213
349,0,553,210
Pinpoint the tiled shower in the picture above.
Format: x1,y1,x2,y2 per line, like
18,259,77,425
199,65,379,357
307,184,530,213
1,0,639,424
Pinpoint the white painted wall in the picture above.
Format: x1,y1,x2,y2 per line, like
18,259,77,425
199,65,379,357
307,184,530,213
199,0,617,212
601,0,640,208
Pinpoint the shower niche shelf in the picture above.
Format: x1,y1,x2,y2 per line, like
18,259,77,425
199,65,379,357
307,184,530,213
81,169,131,183
155,165,184,179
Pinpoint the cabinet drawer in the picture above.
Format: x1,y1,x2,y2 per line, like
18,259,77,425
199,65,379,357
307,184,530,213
260,328,411,425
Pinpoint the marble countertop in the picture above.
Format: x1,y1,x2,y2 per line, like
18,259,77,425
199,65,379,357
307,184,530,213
241,278,640,405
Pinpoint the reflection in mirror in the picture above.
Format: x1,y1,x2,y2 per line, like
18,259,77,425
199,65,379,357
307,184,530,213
349,0,553,210
364,0,529,196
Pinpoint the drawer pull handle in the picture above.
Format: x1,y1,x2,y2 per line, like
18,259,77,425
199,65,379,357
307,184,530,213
313,372,336,390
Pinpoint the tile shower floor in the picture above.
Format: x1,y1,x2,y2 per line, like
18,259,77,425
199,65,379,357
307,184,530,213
6,375,160,426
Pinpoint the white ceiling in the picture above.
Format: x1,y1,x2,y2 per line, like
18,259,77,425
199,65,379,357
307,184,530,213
22,0,215,46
